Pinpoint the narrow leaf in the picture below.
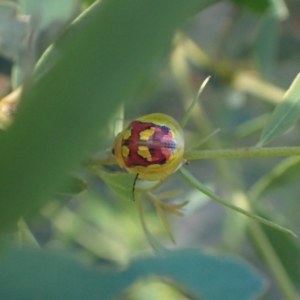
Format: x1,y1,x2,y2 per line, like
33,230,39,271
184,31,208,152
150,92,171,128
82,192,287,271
234,113,270,138
154,200,176,244
137,194,169,254
258,73,300,147
96,169,136,202
156,190,183,200
146,192,176,243
180,76,210,128
14,218,40,248
249,156,300,201
57,175,87,196
186,128,220,152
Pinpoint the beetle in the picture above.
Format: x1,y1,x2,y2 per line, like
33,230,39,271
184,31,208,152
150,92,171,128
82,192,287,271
112,113,185,185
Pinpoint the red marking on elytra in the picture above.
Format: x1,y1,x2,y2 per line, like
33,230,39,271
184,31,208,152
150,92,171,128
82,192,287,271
122,121,176,168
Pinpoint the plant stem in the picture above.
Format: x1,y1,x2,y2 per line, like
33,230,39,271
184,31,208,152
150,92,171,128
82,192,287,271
88,147,300,168
184,147,300,160
179,168,297,238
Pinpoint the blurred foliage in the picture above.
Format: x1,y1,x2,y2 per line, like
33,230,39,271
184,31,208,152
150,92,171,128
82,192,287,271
255,209,300,289
0,1,28,60
0,0,300,299
231,0,270,13
0,247,265,300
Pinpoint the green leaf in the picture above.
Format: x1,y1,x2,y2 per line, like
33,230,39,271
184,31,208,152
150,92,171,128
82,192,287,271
0,0,217,233
0,2,28,60
137,195,168,254
255,13,279,79
152,197,176,244
81,0,97,10
234,113,270,138
57,175,87,196
268,0,289,20
253,209,300,288
180,76,210,128
96,170,136,202
258,73,300,147
178,167,297,238
230,0,270,13
20,0,78,31
12,0,79,87
0,247,266,300
249,156,300,201
15,218,40,248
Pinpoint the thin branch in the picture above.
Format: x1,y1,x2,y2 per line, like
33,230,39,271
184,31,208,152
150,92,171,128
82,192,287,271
184,147,300,161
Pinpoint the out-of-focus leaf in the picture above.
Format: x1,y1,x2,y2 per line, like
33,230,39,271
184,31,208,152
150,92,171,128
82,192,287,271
0,2,28,60
0,0,218,233
57,175,87,195
180,76,210,128
152,198,176,243
96,170,136,202
249,156,300,201
234,113,270,138
14,218,40,248
156,190,183,200
258,73,300,147
0,247,266,300
81,0,97,10
21,0,79,31
255,12,278,79
269,0,289,20
230,0,270,13
137,195,168,254
253,209,300,288
12,0,80,88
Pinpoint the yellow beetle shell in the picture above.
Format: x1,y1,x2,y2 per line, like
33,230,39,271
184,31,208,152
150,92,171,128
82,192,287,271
112,113,184,181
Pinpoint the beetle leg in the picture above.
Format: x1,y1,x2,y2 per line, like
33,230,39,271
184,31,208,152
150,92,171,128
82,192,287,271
132,173,139,201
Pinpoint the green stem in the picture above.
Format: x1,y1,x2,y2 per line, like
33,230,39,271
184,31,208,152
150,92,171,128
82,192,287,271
87,147,300,169
184,147,300,160
178,168,297,239
248,221,298,300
